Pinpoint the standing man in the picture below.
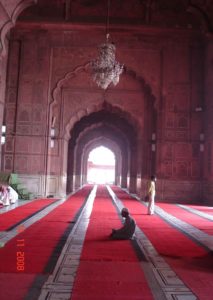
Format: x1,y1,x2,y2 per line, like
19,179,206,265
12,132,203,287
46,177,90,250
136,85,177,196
147,175,157,215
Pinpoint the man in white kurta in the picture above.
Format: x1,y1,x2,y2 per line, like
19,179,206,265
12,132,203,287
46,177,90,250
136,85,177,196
0,185,10,206
7,186,19,203
147,175,157,215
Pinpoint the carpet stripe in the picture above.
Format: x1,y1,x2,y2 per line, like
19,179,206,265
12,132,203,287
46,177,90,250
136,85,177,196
111,186,213,300
177,204,213,221
157,203,213,235
0,199,58,231
71,185,155,300
0,186,92,300
185,205,213,216
6,200,61,231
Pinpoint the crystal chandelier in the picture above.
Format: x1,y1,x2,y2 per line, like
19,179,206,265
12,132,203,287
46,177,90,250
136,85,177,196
90,1,123,90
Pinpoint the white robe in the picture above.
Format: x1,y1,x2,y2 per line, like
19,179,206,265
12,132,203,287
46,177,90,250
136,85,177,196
8,186,19,203
0,190,10,206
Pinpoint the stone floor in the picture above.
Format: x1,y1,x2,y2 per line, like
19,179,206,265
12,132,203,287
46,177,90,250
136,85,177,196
0,186,212,300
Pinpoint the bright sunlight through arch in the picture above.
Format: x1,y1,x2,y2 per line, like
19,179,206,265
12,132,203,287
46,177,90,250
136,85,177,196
87,146,115,184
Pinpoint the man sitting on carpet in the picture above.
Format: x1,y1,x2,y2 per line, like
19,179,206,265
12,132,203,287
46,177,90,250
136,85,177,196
7,186,19,204
0,185,19,206
0,185,10,206
110,208,136,240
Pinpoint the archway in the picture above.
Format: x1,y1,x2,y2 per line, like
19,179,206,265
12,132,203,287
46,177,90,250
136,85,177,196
87,146,115,184
69,127,125,191
66,108,134,193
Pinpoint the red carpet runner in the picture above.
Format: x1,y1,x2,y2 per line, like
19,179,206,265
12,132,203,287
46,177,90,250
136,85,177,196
111,186,213,300
0,198,57,231
157,203,213,235
71,185,154,300
0,185,92,300
183,204,213,216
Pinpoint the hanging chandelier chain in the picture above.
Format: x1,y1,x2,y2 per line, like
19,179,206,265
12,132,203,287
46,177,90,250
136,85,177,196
90,0,123,90
106,0,110,40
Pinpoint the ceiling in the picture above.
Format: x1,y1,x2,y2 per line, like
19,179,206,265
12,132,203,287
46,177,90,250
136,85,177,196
18,0,213,33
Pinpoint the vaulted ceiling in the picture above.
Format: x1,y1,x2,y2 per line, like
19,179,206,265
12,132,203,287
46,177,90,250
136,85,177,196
18,0,213,33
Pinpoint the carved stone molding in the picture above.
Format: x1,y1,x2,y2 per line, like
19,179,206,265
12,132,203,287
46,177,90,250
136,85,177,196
0,0,36,57
51,64,155,141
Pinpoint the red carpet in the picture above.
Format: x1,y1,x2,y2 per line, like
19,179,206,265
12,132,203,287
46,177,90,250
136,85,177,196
157,203,213,235
111,186,213,300
0,185,92,300
185,204,213,216
71,185,154,300
0,274,35,300
0,198,57,231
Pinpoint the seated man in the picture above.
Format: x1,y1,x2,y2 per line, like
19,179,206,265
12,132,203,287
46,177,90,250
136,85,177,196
0,185,10,206
7,186,19,204
110,208,136,240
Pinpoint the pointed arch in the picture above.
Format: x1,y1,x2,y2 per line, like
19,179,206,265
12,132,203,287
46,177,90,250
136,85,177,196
85,142,118,185
0,0,37,56
50,63,157,142
49,61,158,195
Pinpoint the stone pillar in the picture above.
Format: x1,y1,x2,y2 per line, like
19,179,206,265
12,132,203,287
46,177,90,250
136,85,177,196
121,153,128,188
0,44,8,168
74,150,82,190
129,146,137,193
113,152,120,185
203,35,213,204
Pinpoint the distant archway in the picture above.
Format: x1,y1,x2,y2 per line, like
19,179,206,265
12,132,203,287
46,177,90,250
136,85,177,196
87,146,115,184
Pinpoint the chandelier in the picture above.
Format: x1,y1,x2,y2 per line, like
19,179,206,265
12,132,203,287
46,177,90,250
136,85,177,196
90,1,123,90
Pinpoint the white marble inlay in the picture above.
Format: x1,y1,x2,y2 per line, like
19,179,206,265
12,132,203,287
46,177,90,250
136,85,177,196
38,186,97,300
107,186,197,300
154,205,213,251
0,199,35,214
45,292,71,300
178,204,213,221
169,294,197,300
56,267,76,283
0,198,66,245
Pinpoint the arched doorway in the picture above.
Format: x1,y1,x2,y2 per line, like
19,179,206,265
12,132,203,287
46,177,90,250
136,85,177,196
66,105,138,193
87,146,115,184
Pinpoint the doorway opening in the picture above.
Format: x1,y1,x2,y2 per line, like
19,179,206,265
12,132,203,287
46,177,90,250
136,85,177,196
87,146,115,184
